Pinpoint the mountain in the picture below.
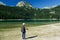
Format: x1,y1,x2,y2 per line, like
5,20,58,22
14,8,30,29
0,1,6,5
0,2,60,19
16,1,32,8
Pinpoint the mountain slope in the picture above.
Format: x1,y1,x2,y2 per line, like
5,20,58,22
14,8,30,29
0,1,6,5
16,1,32,8
0,3,60,19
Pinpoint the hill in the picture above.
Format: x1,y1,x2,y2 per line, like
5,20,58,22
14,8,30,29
16,1,32,8
0,1,6,5
0,4,60,19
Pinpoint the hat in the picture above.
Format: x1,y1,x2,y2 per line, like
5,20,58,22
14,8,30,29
22,23,25,25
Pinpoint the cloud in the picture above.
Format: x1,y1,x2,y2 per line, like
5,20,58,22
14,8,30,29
43,7,50,9
43,5,58,9
0,1,6,5
51,5,57,8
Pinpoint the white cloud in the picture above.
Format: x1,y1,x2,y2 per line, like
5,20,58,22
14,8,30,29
43,7,50,9
51,5,57,8
0,1,6,5
43,5,58,9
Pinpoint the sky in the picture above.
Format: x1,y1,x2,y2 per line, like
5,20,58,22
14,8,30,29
0,0,60,8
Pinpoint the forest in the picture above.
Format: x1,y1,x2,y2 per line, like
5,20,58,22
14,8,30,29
0,5,60,20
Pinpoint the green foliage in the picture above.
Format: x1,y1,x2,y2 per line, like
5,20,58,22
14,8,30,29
0,5,60,19
0,21,60,29
0,5,34,19
51,5,60,19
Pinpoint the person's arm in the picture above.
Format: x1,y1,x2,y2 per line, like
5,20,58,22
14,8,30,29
25,27,28,30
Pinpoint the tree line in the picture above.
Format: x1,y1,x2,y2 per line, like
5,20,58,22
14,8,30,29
0,5,60,20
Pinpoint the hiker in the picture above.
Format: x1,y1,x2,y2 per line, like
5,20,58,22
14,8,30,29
21,23,28,39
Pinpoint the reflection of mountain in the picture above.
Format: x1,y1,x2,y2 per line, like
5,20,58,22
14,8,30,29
0,1,6,5
16,1,32,7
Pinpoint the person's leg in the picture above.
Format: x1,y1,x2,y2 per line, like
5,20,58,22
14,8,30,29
22,33,23,39
22,33,26,39
23,33,25,39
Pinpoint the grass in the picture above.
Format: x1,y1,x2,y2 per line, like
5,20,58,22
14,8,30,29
0,21,60,29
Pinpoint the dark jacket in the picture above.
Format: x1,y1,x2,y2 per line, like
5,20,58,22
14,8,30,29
21,26,26,33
